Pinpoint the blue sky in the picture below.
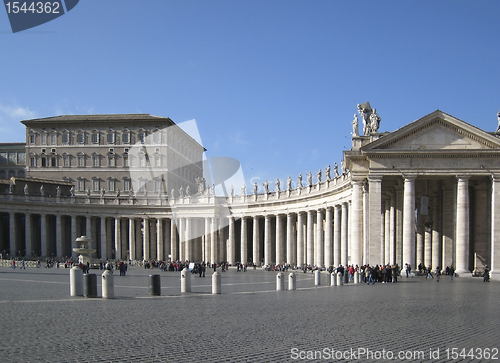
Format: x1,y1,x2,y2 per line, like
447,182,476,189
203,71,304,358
1,1,500,193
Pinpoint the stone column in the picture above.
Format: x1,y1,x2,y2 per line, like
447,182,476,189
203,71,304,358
211,217,217,264
157,218,164,261
341,203,348,266
490,177,500,278
56,214,63,258
86,216,92,242
424,219,432,269
416,211,425,269
389,194,395,264
143,217,150,260
129,218,136,261
403,177,416,268
264,215,272,266
40,213,47,257
368,177,382,265
114,217,121,260
455,176,470,274
241,216,248,264
363,183,369,265
25,213,32,258
276,214,284,266
100,217,107,260
252,216,260,266
171,220,178,261
316,209,324,267
296,212,305,267
71,215,77,259
351,180,363,267
185,217,192,261
228,216,235,265
204,217,211,263
286,213,295,266
333,205,341,267
324,207,333,268
306,210,314,266
431,192,442,272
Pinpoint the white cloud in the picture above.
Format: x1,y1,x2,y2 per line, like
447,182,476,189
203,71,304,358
0,104,36,120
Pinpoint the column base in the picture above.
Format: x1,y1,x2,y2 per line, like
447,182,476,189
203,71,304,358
454,269,472,277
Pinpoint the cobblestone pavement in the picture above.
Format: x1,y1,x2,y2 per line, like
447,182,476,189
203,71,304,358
0,266,498,363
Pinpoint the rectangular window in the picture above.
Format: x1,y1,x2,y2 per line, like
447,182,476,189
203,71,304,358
41,157,47,167
139,180,146,192
108,179,116,192
77,132,84,144
63,156,70,167
62,133,69,144
41,133,47,145
108,156,115,167
29,134,35,144
78,179,85,191
93,179,100,191
107,132,115,144
124,179,131,191
123,156,128,167
93,156,100,167
78,155,85,167
30,157,36,167
51,157,57,167
123,132,130,144
50,133,57,145
92,132,99,144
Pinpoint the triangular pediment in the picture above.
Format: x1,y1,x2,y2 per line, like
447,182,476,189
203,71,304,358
362,110,500,152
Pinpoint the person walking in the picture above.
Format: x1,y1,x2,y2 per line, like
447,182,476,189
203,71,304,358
426,265,434,279
435,267,441,282
449,265,455,281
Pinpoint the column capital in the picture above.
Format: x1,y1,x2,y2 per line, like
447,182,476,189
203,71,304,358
456,175,471,182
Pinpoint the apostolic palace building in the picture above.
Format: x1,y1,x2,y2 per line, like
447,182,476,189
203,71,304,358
1,106,499,279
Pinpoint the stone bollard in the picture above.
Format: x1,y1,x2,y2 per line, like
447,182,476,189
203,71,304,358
181,268,191,293
314,270,321,285
330,272,337,286
288,272,296,290
212,272,221,294
354,271,359,284
344,271,349,284
337,272,343,286
70,266,83,296
276,272,285,290
83,273,98,298
149,274,161,296
102,270,114,299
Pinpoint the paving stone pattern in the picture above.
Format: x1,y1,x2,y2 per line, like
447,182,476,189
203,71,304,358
0,266,498,363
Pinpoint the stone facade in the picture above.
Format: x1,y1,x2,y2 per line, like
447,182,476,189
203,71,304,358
1,110,499,279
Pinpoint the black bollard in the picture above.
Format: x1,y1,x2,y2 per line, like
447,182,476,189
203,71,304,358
149,274,161,296
83,273,98,298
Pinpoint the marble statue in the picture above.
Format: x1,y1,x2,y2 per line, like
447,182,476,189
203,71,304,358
325,165,331,180
24,184,29,195
307,172,312,186
9,183,14,194
496,111,500,133
263,180,269,194
317,169,322,183
100,188,105,197
287,176,292,190
241,184,246,196
56,185,61,197
253,182,258,194
86,189,91,197
370,109,381,133
341,159,346,174
275,179,280,192
230,185,234,197
334,162,339,177
40,185,45,196
171,188,175,198
186,185,190,196
70,186,75,197
116,189,120,197
179,185,184,197
352,114,359,137
298,173,303,188
211,184,215,196
195,177,206,195
358,102,373,135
